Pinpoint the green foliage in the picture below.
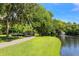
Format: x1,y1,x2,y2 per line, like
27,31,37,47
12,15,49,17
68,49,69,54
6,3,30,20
0,35,20,43
52,19,79,36
12,23,33,33
31,6,53,36
0,3,79,36
65,22,79,35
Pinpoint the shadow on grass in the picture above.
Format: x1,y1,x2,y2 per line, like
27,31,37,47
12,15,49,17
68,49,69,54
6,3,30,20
0,35,19,42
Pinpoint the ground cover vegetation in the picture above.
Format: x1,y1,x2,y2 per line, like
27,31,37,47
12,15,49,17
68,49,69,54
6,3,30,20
0,36,61,56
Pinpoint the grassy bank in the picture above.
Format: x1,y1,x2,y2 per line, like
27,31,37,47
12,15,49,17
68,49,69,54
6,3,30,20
0,36,61,56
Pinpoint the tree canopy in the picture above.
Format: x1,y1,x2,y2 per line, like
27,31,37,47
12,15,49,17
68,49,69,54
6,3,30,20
0,3,79,36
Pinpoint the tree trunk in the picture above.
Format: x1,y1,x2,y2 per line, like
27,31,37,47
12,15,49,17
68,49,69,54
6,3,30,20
6,20,10,37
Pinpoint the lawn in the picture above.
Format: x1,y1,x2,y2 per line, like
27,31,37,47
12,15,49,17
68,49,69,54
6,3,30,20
0,35,23,43
0,36,61,56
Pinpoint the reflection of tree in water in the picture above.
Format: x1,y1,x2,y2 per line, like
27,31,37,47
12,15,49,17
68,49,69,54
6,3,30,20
62,36,79,48
61,36,79,56
74,37,78,47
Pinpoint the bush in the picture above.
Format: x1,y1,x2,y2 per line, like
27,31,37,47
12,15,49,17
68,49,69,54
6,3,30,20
11,23,33,33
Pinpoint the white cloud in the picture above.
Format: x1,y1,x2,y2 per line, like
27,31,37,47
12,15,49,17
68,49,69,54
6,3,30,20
73,3,79,7
52,3,61,5
71,7,79,11
71,3,79,12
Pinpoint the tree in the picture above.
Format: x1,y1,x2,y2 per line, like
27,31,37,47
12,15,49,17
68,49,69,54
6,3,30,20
31,5,54,35
0,4,47,36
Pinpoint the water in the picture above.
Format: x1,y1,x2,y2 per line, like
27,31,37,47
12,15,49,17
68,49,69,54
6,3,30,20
61,35,79,56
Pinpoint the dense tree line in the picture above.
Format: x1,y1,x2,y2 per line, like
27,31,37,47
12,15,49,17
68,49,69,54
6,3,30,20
52,19,79,36
0,3,79,37
0,3,53,36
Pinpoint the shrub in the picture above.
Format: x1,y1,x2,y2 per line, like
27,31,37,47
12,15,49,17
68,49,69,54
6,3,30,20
11,23,33,33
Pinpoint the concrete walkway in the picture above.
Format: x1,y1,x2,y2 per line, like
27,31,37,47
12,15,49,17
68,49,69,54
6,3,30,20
0,36,35,48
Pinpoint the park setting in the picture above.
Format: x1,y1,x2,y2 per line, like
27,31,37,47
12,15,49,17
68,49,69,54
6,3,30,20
0,3,79,56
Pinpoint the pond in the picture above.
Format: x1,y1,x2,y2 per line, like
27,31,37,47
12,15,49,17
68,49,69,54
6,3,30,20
60,35,79,56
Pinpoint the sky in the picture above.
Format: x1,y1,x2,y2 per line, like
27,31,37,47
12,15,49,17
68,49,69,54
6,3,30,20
40,3,79,24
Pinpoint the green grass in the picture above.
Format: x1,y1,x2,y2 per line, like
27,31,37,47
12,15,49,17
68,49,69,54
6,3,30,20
0,35,24,43
0,36,61,56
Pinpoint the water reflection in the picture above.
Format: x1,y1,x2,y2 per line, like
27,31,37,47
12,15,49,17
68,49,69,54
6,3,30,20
61,35,79,56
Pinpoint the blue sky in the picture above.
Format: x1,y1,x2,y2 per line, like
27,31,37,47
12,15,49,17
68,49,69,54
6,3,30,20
40,3,79,24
